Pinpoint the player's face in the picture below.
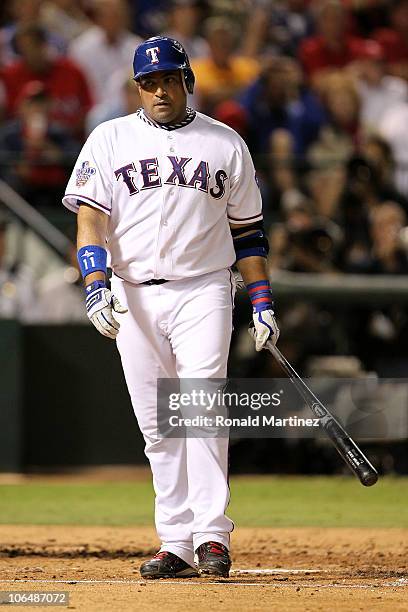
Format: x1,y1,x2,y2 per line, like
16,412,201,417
137,70,187,124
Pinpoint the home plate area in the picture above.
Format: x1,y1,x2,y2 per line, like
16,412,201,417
0,526,407,611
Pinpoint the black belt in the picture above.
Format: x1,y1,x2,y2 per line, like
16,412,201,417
142,279,169,286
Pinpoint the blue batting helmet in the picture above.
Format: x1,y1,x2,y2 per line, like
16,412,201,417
133,36,195,94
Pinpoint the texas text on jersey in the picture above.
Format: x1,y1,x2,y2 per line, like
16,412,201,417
63,107,262,284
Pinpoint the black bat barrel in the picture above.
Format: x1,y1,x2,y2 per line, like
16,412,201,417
323,418,378,487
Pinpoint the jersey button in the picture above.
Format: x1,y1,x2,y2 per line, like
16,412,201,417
169,147,175,152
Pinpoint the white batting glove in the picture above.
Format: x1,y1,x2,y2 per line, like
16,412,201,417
85,281,127,339
252,309,280,351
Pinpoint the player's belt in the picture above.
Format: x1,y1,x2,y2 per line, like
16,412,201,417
141,279,169,286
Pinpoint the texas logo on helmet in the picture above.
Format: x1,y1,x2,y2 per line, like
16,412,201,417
146,47,160,64
133,36,195,94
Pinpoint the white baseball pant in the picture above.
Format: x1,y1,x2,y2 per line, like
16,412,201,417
111,268,235,567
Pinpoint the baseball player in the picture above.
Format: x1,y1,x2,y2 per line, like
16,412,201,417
63,36,279,579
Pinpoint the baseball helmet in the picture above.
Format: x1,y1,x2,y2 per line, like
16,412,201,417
133,36,195,94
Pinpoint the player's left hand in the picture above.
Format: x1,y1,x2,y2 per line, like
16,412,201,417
252,309,280,351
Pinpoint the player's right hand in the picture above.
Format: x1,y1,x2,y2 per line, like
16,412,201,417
85,281,128,339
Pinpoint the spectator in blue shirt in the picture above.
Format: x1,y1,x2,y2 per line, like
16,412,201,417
240,56,325,159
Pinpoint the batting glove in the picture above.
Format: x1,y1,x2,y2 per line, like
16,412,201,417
253,309,280,351
85,281,127,339
247,280,280,351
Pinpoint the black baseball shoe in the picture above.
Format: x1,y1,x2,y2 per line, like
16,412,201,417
140,551,198,579
195,541,231,577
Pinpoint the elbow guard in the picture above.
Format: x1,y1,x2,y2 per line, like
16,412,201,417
232,223,269,261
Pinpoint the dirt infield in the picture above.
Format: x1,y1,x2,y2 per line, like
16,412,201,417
0,526,407,611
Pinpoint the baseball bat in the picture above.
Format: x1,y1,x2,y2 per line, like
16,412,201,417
249,324,378,486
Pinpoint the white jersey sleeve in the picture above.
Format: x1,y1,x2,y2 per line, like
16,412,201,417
63,125,113,216
227,138,263,225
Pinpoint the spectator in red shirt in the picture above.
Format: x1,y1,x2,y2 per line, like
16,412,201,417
374,0,408,80
298,0,365,85
0,23,92,137
0,80,80,208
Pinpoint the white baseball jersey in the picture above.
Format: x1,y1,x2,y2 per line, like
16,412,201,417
63,107,262,284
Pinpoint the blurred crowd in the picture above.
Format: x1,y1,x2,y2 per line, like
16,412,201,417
0,0,408,374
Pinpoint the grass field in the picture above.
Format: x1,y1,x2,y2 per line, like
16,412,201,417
1,475,407,527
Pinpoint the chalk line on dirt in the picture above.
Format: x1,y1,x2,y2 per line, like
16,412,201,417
0,578,407,589
231,569,325,575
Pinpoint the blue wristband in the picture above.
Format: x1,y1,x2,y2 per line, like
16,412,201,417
77,245,107,279
247,280,274,313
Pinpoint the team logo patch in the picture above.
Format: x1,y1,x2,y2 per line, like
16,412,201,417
76,161,96,187
146,46,160,64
